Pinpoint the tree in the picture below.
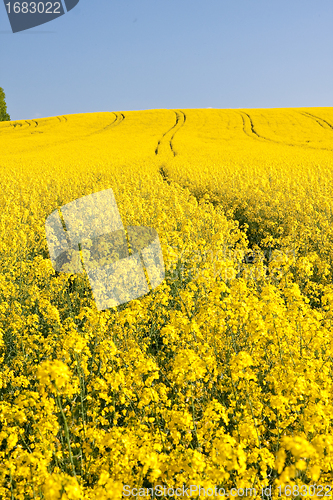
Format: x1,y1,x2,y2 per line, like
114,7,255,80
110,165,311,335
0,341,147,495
0,87,10,121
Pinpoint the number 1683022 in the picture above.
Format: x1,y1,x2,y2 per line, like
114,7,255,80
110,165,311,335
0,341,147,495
5,2,61,14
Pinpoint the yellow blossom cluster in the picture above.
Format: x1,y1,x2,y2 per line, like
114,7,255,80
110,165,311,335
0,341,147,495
0,108,333,498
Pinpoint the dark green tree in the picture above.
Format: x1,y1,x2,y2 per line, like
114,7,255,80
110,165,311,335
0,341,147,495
0,87,10,121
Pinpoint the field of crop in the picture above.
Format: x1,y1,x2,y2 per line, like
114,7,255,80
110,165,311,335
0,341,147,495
0,107,333,499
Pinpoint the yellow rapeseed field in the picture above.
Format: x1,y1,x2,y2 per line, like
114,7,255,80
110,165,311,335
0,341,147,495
0,107,333,498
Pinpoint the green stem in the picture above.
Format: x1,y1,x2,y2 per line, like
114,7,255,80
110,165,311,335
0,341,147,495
55,384,77,479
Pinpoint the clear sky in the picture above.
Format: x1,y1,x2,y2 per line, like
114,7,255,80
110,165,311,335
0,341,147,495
1,0,332,121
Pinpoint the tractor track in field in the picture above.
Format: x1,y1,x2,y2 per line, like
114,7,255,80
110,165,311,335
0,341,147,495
238,110,284,144
11,122,22,129
89,112,125,136
56,116,68,123
238,110,333,151
297,111,333,131
155,110,186,157
238,111,265,140
4,113,123,140
51,112,124,139
222,110,232,131
157,110,186,191
104,112,125,130
30,119,43,134
8,119,38,132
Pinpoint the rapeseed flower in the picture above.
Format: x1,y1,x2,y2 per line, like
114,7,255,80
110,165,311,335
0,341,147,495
0,107,333,496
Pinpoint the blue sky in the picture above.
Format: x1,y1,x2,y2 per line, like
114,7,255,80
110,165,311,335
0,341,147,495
1,0,332,121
